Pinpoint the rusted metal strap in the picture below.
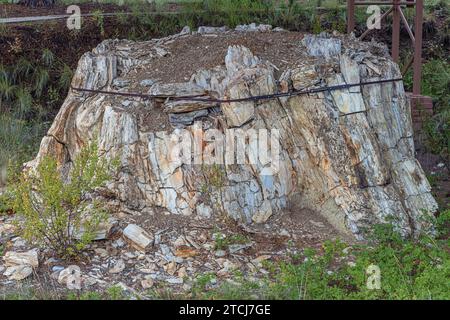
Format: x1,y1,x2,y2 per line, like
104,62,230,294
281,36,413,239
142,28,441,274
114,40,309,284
70,78,403,104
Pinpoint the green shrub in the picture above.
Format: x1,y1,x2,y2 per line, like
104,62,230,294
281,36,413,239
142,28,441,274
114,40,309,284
14,87,33,118
0,114,47,184
58,64,73,91
105,285,127,300
213,232,251,250
404,59,449,107
422,109,449,165
33,67,49,99
436,209,450,237
404,59,450,165
421,60,450,107
92,10,105,36
201,223,449,300
41,49,55,68
12,58,34,82
8,140,113,258
0,75,17,102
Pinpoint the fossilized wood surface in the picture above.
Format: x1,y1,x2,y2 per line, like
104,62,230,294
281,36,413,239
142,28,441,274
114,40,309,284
27,28,438,239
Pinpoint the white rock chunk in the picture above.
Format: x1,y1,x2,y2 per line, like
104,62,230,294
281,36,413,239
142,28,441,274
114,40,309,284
4,249,39,268
302,34,341,59
252,200,273,223
58,265,82,290
196,203,213,218
109,259,126,274
4,265,33,281
141,277,154,289
166,277,183,285
123,224,153,252
0,223,15,236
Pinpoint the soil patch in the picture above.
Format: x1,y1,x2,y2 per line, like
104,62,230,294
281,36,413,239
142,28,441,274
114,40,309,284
138,31,304,84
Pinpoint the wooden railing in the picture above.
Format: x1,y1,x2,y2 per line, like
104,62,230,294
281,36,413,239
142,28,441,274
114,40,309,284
347,0,424,96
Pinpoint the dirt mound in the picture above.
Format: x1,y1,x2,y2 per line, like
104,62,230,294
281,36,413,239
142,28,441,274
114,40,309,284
138,31,305,84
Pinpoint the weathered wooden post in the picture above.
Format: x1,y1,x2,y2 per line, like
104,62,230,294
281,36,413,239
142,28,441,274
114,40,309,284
346,0,432,126
412,0,424,96
347,0,355,33
391,0,401,62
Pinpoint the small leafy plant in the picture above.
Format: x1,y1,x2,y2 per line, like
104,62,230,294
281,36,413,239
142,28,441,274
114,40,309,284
199,217,450,300
92,10,105,37
214,232,251,250
8,140,114,258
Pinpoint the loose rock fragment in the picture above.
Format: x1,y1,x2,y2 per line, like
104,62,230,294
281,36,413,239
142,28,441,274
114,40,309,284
166,277,183,285
123,224,154,252
58,265,82,290
196,203,213,218
235,23,272,32
198,26,228,34
178,267,188,279
215,250,227,257
0,223,15,236
109,259,126,274
169,110,210,126
164,100,216,113
251,200,273,224
4,249,39,268
141,277,154,289
140,79,156,87
164,261,177,275
228,243,252,254
3,265,33,281
174,247,198,258
251,255,271,267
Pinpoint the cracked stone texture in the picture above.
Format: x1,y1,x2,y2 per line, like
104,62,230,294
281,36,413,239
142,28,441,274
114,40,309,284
26,30,437,239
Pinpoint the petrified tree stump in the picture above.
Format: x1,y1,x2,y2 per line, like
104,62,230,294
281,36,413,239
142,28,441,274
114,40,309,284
27,27,437,239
